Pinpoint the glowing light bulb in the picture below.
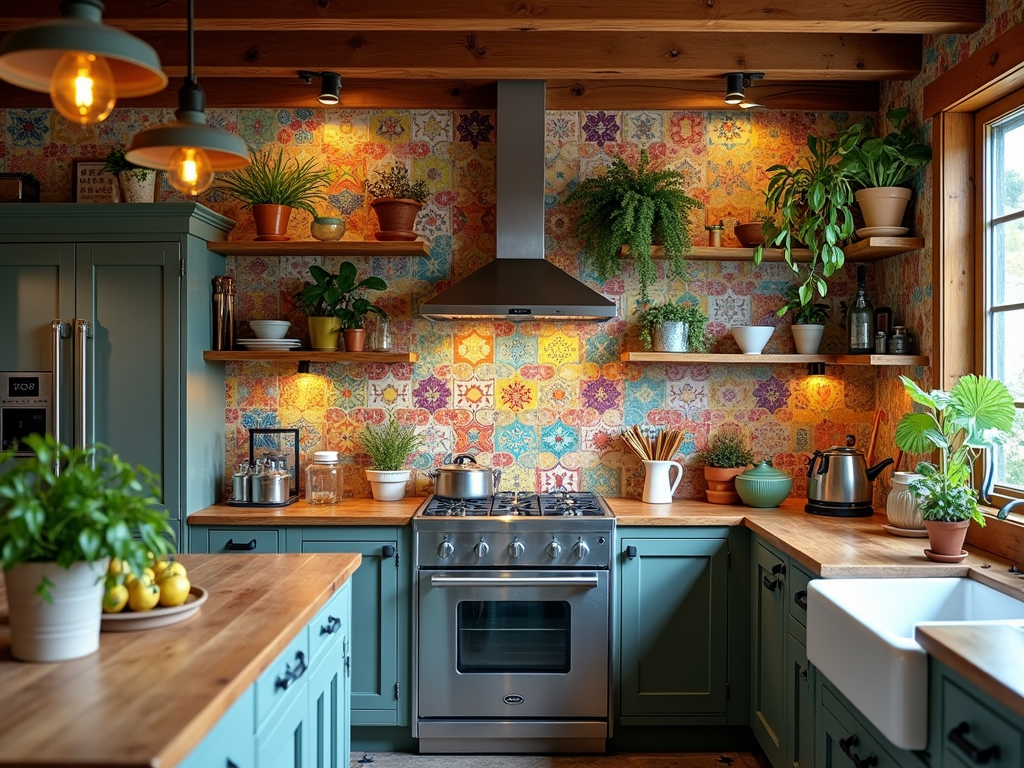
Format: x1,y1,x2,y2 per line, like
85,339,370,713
167,146,214,196
49,52,116,125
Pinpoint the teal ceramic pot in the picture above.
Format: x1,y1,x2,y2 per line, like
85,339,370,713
735,460,793,508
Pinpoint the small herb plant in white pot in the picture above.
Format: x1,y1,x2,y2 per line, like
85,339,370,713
777,285,831,354
360,417,425,501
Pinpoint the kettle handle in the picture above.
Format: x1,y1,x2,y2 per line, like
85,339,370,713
807,451,822,479
818,453,830,476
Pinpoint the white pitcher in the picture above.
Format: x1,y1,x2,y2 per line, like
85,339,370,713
642,460,683,504
886,471,925,530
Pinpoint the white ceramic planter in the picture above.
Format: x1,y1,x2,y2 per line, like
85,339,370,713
118,172,156,203
366,469,411,501
886,471,925,530
791,323,825,354
4,559,107,662
652,321,689,352
855,186,912,229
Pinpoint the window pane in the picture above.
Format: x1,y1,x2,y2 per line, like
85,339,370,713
990,218,1024,305
990,408,1024,488
994,113,1024,219
990,309,1024,399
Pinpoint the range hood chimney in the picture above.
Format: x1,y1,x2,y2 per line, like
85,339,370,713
420,80,616,322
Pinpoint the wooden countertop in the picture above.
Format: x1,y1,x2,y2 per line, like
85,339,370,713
188,496,422,525
0,553,361,768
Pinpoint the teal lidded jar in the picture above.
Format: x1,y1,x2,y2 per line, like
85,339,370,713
735,460,793,508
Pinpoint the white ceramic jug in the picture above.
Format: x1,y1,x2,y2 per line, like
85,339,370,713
642,460,683,504
886,471,924,530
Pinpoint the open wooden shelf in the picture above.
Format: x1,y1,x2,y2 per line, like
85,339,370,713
620,352,929,366
626,237,924,263
203,350,418,363
207,240,430,257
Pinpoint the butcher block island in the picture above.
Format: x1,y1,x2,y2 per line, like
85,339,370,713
0,553,360,768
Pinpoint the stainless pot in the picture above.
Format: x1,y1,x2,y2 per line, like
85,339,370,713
806,436,894,506
428,453,502,499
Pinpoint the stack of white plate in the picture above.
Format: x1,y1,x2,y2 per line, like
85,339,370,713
237,338,302,351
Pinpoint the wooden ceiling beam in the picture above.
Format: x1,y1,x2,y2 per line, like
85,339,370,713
0,1,985,34
86,30,920,81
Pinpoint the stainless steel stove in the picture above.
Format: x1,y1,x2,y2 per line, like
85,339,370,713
412,490,615,754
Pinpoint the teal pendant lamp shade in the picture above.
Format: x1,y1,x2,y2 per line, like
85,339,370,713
0,0,167,97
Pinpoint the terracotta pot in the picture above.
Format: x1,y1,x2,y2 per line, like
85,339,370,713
308,316,340,350
923,519,970,556
370,198,422,239
252,204,293,241
855,187,912,229
343,328,366,352
704,466,745,505
734,222,766,247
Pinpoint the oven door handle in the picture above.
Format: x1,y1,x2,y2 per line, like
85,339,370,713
429,575,599,588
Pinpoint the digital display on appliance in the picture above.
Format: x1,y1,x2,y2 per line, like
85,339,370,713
7,376,39,398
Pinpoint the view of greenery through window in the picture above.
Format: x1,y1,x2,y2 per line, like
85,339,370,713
987,104,1024,489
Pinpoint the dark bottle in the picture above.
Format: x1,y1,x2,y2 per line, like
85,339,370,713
847,265,874,354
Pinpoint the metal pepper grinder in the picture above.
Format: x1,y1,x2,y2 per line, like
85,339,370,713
212,276,235,350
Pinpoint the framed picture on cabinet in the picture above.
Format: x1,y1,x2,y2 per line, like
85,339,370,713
72,159,118,203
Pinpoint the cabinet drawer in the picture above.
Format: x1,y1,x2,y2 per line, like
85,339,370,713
822,685,903,768
789,563,812,627
209,529,279,554
255,632,310,729
308,584,349,665
942,678,1022,768
178,688,255,768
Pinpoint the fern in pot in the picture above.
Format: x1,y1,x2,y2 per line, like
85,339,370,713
636,302,710,353
360,417,425,501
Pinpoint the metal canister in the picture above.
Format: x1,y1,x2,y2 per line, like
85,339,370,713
231,462,251,502
874,331,888,354
212,276,235,350
889,326,908,354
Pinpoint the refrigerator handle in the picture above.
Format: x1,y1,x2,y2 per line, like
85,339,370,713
74,319,91,449
51,320,68,473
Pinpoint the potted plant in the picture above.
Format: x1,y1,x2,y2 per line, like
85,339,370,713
103,146,156,203
636,302,710,352
565,148,703,303
212,147,333,241
364,162,430,241
893,374,1015,561
0,433,175,662
776,284,831,354
696,433,754,505
842,106,932,233
755,119,864,310
360,417,424,501
294,262,387,352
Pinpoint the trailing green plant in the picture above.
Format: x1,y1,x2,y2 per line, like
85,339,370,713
364,163,430,203
212,147,333,215
294,262,387,329
0,433,175,600
893,374,1016,524
755,120,864,308
776,285,831,325
635,302,711,351
360,417,424,471
102,146,153,181
696,433,755,469
841,107,932,189
565,148,703,303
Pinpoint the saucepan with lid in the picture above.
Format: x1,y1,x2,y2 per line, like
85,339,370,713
428,453,502,499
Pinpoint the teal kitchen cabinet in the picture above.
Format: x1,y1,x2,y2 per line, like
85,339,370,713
308,581,352,768
177,688,255,768
191,526,291,554
0,204,233,549
787,562,816,768
617,527,730,724
300,526,410,727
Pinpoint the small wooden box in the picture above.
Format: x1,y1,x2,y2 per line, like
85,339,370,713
0,173,40,203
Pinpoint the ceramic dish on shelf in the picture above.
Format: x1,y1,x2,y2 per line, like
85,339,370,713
101,586,208,632
881,523,928,538
373,230,419,242
238,339,301,348
855,226,909,238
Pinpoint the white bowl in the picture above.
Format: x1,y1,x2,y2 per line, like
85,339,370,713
249,320,291,340
731,325,774,354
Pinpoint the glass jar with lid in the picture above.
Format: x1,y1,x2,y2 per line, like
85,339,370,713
306,450,340,504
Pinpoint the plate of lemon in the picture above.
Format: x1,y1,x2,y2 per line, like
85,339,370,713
101,558,209,632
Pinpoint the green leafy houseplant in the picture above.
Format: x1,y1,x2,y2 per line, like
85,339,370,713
360,417,425,471
842,107,932,189
0,433,175,598
565,148,703,303
776,285,831,324
102,146,153,181
294,262,388,330
894,374,1016,525
212,147,333,215
364,163,430,203
697,433,755,469
636,302,711,351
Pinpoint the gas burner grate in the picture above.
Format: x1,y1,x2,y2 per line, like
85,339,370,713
421,497,492,516
491,491,541,516
539,491,605,517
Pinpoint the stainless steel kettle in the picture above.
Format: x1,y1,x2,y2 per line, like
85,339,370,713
806,435,893,517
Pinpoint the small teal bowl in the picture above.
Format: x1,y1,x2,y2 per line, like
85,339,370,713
735,460,793,508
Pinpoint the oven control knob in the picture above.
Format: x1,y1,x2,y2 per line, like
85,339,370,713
572,539,590,560
473,540,490,558
508,539,525,558
546,540,562,559
437,539,455,560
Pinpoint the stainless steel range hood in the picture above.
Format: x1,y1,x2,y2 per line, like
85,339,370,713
420,81,616,322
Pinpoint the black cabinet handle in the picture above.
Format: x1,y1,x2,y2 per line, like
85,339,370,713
795,590,808,610
949,722,1001,764
763,575,779,591
227,761,239,768
224,538,257,551
274,651,308,691
626,545,638,559
839,735,878,768
382,544,395,558
320,615,341,635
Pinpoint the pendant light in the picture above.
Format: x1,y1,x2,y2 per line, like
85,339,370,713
0,0,167,125
125,0,248,196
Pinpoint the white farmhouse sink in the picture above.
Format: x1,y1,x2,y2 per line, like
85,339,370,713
807,578,1024,751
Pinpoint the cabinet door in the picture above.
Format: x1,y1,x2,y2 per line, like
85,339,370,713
256,680,308,768
178,687,255,768
301,532,403,725
788,631,816,768
753,541,788,768
941,676,1022,768
308,585,351,768
619,536,728,717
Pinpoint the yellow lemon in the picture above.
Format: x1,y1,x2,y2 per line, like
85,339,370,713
102,584,129,613
127,577,160,612
154,559,186,580
158,574,191,607
108,558,129,577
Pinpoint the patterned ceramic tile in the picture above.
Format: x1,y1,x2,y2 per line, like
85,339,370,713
539,332,580,366
538,465,580,492
367,374,412,410
496,376,538,414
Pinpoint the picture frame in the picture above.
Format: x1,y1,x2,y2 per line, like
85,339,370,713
72,159,118,203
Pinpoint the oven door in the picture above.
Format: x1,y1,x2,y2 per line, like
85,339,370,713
417,569,609,720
